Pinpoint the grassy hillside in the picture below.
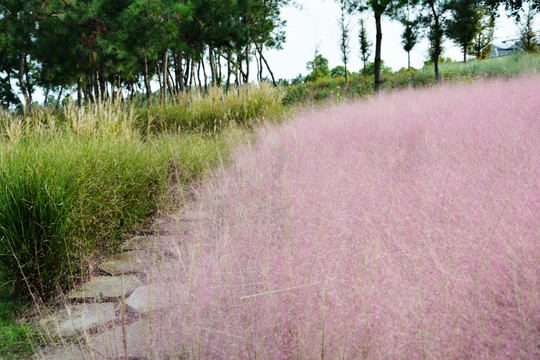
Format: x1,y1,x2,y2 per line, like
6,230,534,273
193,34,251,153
283,53,540,106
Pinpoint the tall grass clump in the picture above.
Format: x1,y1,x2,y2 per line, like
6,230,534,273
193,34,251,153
146,77,540,358
0,112,163,300
0,94,254,301
137,83,285,133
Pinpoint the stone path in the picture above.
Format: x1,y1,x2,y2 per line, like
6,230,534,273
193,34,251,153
34,208,207,360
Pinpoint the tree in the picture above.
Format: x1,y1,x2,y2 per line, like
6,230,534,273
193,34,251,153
306,49,330,81
472,5,496,59
446,0,482,62
343,0,408,93
416,0,450,82
485,0,540,19
517,5,538,52
338,1,351,82
358,17,372,75
400,4,418,69
330,65,350,77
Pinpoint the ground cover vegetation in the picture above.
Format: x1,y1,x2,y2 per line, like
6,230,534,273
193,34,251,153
283,53,540,105
145,76,540,359
0,84,284,358
1,0,539,357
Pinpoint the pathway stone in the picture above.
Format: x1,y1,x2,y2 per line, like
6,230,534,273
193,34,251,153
89,321,156,360
45,302,116,337
98,251,162,275
34,343,95,360
69,276,142,300
125,284,174,315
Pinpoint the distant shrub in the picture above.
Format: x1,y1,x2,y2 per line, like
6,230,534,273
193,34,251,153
283,53,540,106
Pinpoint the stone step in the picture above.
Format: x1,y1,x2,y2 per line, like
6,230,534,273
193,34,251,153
42,302,116,338
125,284,175,316
98,251,164,276
68,276,142,301
89,321,156,360
34,343,95,360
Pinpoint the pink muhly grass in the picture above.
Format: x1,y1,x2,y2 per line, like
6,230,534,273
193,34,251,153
155,77,540,359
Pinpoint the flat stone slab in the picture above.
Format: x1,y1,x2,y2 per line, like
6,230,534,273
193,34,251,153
69,276,142,300
89,321,156,359
47,302,116,337
121,235,178,254
34,343,96,360
125,284,174,315
99,251,162,275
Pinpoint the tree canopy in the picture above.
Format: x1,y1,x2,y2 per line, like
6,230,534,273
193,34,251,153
0,0,291,109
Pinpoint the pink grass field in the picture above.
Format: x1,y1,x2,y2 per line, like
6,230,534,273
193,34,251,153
153,77,540,359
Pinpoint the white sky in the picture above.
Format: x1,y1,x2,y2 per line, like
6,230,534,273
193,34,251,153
265,1,525,80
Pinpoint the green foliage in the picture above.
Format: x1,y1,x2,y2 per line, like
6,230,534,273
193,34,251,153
0,84,284,302
0,286,43,359
0,0,291,107
471,5,496,59
282,53,540,106
136,84,285,133
305,53,331,82
358,17,372,75
517,6,539,53
446,0,483,61
330,65,350,78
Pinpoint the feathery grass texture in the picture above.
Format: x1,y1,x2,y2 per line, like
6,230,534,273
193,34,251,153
136,84,285,133
0,100,245,301
158,77,540,358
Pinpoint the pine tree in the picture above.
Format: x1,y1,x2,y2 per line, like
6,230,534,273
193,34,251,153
342,0,409,93
517,6,538,53
358,18,372,76
338,1,351,83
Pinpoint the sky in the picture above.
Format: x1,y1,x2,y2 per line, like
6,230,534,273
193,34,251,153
264,1,525,80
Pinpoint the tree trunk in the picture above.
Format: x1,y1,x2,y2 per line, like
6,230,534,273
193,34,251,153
175,52,185,91
197,60,202,89
162,50,169,103
374,12,383,94
201,57,208,90
143,57,152,100
226,51,232,91
94,71,100,102
209,47,216,85
244,44,250,83
44,86,50,107
77,77,83,107
255,43,277,86
407,51,411,70
55,87,63,110
99,67,107,100
18,53,32,112
430,4,441,82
